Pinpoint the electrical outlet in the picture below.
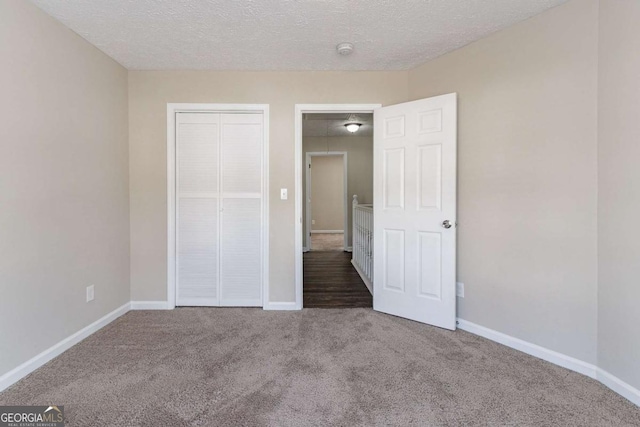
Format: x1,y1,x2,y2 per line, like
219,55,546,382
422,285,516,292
312,220,316,225
86,285,95,302
456,282,464,298
280,188,288,200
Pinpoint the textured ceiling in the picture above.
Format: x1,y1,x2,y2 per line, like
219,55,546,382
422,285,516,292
303,114,373,137
30,0,567,71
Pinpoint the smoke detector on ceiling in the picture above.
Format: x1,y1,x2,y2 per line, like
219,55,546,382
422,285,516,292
336,42,354,56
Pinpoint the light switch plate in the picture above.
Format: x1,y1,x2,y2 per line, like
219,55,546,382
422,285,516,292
280,188,288,200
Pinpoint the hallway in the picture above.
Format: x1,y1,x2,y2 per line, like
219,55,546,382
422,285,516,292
303,250,373,308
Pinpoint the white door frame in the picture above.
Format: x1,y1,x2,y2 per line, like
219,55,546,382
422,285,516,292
305,151,348,251
294,104,381,309
167,103,270,310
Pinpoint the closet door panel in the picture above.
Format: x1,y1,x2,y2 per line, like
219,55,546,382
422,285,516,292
220,198,262,305
219,113,263,306
176,113,220,306
177,197,218,304
221,114,263,194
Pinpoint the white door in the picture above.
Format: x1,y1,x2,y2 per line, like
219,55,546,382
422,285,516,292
176,112,264,307
373,93,457,330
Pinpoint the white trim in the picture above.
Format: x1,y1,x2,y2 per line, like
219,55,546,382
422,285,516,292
456,319,597,377
457,318,640,407
597,368,640,407
2,302,638,406
310,230,345,234
305,152,348,251
263,302,299,311
167,103,269,310
295,104,381,310
130,301,171,310
0,302,130,392
345,246,353,252
351,260,373,295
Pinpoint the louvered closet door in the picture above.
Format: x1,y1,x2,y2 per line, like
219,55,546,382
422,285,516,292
176,112,264,307
219,113,263,306
176,113,220,306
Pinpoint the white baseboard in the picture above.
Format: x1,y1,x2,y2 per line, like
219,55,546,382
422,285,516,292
263,301,300,311
3,301,637,408
310,230,344,234
302,247,310,253
351,260,373,296
456,319,597,378
597,368,640,407
345,246,353,253
0,302,130,392
130,301,171,310
457,318,640,407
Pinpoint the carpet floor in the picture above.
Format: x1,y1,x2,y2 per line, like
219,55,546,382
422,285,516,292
310,233,344,251
1,308,638,426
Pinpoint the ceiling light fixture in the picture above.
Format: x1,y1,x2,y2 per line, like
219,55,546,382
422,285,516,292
345,123,362,133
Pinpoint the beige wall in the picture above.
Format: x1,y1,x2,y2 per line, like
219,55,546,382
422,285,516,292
3,0,639,399
310,156,345,232
303,136,374,247
597,0,640,391
0,0,129,377
408,0,599,363
129,71,407,302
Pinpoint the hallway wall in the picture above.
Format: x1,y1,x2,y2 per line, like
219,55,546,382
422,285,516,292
309,155,345,232
302,136,374,249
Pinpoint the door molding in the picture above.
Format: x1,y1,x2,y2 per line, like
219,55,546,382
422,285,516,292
167,103,270,310
294,104,381,310
305,152,348,251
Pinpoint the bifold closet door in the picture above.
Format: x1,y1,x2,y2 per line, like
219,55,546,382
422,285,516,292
219,113,263,306
176,112,263,307
176,113,220,306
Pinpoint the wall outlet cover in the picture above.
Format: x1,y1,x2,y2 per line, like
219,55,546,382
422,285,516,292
456,282,464,298
86,285,95,302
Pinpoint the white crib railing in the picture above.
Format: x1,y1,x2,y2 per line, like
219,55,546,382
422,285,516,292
352,195,373,294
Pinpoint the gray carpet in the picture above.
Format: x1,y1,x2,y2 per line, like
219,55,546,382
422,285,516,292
1,308,638,426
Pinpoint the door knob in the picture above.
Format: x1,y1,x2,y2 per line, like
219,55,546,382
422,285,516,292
442,220,453,229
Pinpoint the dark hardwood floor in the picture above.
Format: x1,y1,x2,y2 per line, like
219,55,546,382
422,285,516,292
303,250,373,308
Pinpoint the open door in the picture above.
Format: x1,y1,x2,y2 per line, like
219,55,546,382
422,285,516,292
373,93,457,330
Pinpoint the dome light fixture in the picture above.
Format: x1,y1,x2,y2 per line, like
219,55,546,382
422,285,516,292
345,123,362,133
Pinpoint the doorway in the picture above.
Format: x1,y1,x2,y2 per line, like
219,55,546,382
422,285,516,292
298,107,377,308
295,95,457,328
305,152,347,251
